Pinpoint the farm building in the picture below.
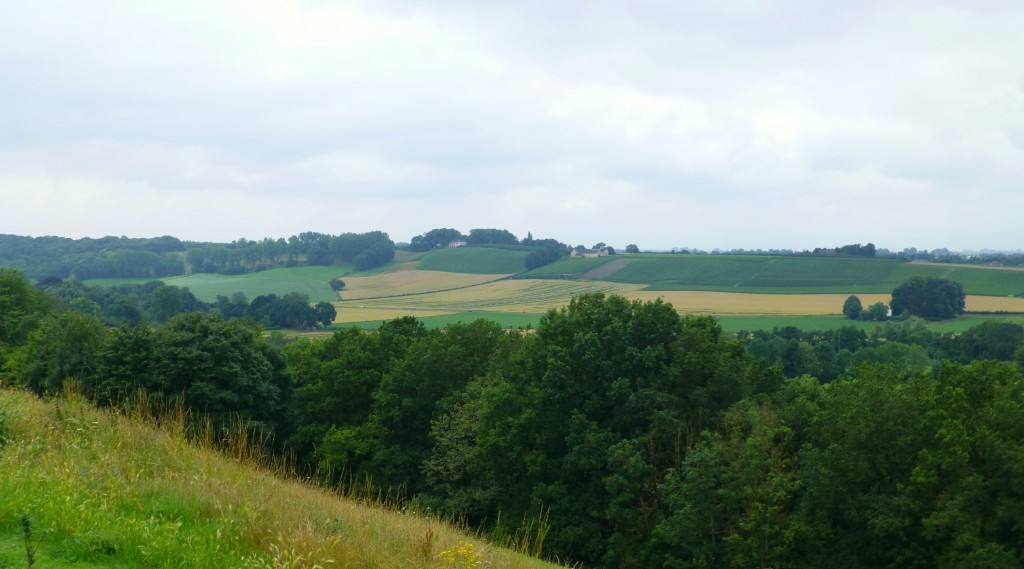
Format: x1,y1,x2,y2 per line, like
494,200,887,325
572,247,612,258
448,241,468,248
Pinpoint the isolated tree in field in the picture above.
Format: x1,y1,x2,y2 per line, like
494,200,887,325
890,276,965,320
625,244,639,253
313,302,337,327
329,278,345,291
843,295,863,319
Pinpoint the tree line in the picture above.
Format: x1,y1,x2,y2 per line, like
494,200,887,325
3,269,1024,567
32,274,335,329
0,231,395,280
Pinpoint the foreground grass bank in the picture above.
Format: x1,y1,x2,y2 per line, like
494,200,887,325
0,389,559,569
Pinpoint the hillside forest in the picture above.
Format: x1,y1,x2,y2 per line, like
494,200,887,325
3,266,1024,568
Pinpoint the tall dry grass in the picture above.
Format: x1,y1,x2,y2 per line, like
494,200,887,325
0,386,562,568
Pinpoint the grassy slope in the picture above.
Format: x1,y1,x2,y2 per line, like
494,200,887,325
0,390,559,569
86,265,348,303
415,247,528,274
524,254,1024,296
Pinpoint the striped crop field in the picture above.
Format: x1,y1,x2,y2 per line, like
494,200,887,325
523,254,1024,296
414,246,529,274
339,270,512,300
336,279,646,315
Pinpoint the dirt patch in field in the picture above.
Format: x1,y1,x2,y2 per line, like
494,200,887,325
580,259,634,280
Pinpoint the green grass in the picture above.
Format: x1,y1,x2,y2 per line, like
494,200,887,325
525,254,1024,296
415,247,528,274
716,314,1024,333
0,389,561,569
86,265,348,303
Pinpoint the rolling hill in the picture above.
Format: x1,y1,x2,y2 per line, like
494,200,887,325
0,389,560,569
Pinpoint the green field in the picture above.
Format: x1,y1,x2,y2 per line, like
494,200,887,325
525,254,1024,296
339,311,545,330
415,247,528,274
86,265,348,303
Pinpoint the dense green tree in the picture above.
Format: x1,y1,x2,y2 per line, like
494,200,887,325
524,242,568,270
653,402,800,569
794,366,936,567
285,318,424,471
861,301,889,322
0,269,57,361
153,313,289,434
842,295,862,319
425,294,753,566
952,320,1023,362
890,276,965,320
626,244,640,253
364,319,508,492
90,324,157,405
8,311,108,395
910,361,1024,566
312,302,337,327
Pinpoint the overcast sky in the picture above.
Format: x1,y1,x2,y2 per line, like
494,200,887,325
2,1,1023,251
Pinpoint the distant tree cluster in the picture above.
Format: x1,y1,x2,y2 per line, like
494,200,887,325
0,231,395,280
186,231,394,274
811,243,877,257
410,228,465,252
842,295,889,322
410,228,571,270
0,234,185,280
33,274,335,329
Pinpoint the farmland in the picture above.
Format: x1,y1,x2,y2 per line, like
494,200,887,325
81,248,1024,331
414,246,529,274
339,270,511,300
524,254,1024,296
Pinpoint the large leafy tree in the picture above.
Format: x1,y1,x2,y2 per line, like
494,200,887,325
890,276,965,320
153,313,289,434
425,294,753,566
0,269,56,363
8,310,108,395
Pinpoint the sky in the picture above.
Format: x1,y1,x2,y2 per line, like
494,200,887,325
2,1,1023,252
